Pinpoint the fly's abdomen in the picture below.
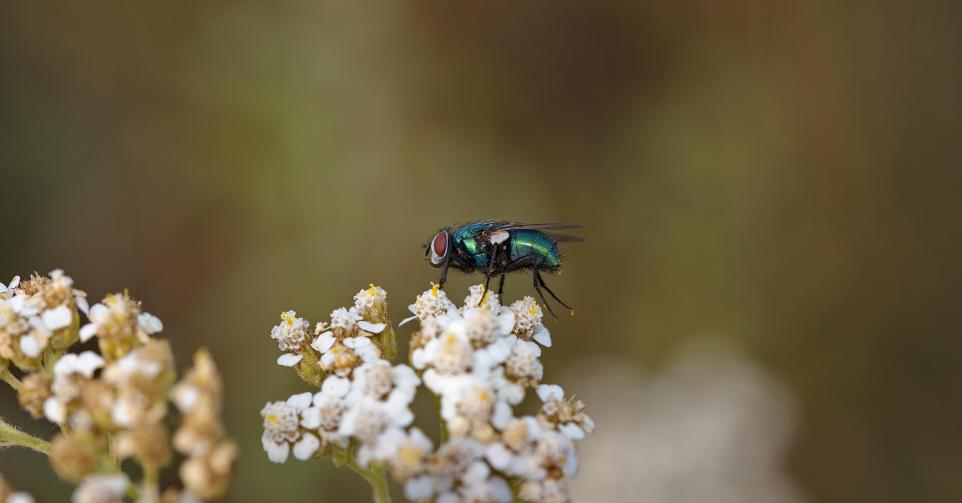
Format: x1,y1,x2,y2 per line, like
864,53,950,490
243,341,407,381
509,231,562,271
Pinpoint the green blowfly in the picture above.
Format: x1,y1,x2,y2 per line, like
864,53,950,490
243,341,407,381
423,221,583,318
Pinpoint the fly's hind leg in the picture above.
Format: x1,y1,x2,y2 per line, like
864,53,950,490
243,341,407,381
531,268,558,319
535,270,574,313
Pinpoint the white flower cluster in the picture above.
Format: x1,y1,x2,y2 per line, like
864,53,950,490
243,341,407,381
0,270,87,367
262,283,593,503
406,284,591,502
263,286,419,465
1,269,235,503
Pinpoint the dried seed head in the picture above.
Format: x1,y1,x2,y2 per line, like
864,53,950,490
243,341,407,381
114,422,172,467
49,433,100,483
180,440,237,500
17,372,52,418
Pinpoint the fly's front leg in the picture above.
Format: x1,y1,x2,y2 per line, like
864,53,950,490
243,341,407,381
439,258,450,289
482,244,500,302
497,274,506,297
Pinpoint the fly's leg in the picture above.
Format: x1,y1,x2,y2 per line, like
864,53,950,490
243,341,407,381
482,245,500,303
535,270,574,312
532,268,558,319
439,259,450,289
497,274,506,297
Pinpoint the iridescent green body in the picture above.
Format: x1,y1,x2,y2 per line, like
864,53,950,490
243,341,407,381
451,221,562,272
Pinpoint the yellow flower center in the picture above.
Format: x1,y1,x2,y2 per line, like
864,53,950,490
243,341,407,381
397,444,423,468
431,283,439,298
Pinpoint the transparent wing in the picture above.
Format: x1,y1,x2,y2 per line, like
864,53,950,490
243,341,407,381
480,222,584,244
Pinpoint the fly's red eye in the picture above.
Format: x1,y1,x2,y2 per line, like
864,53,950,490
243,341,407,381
433,232,447,257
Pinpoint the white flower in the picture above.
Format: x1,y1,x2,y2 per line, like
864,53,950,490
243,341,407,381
311,307,382,375
270,310,310,366
79,294,159,343
503,338,544,386
458,462,512,503
0,275,20,295
300,377,351,448
318,342,381,377
350,361,419,405
519,478,571,503
8,492,34,503
510,296,551,347
330,307,362,333
337,398,394,443
461,284,501,312
404,475,439,501
72,474,129,503
401,284,456,326
354,284,388,321
261,392,313,463
101,343,172,427
413,322,474,374
537,384,595,440
359,427,432,478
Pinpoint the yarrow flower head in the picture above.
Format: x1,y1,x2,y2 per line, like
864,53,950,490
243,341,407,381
355,284,389,323
79,292,162,361
260,282,593,503
0,270,88,370
0,268,236,503
261,393,316,463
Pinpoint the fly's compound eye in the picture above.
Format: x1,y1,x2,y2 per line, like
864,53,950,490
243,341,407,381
429,231,448,266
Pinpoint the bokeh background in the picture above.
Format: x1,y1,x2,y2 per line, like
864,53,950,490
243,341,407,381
2,1,960,502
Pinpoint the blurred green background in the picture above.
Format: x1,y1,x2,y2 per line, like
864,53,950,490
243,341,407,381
2,1,960,502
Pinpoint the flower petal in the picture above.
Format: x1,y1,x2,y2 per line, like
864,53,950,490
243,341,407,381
536,384,564,402
79,323,98,342
286,392,313,409
532,326,552,347
277,353,303,367
138,312,164,334
19,335,43,358
559,423,585,440
43,398,65,423
42,305,72,331
311,331,335,353
293,433,320,460
321,375,351,398
263,439,290,463
357,320,386,334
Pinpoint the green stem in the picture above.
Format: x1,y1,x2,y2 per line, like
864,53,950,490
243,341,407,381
332,448,391,503
434,394,448,444
0,417,50,454
0,369,21,390
141,462,158,496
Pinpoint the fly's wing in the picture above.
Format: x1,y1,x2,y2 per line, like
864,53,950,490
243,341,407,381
481,222,584,244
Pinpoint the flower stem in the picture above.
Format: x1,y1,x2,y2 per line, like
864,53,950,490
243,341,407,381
332,448,391,503
434,395,448,444
0,369,21,390
0,417,50,454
